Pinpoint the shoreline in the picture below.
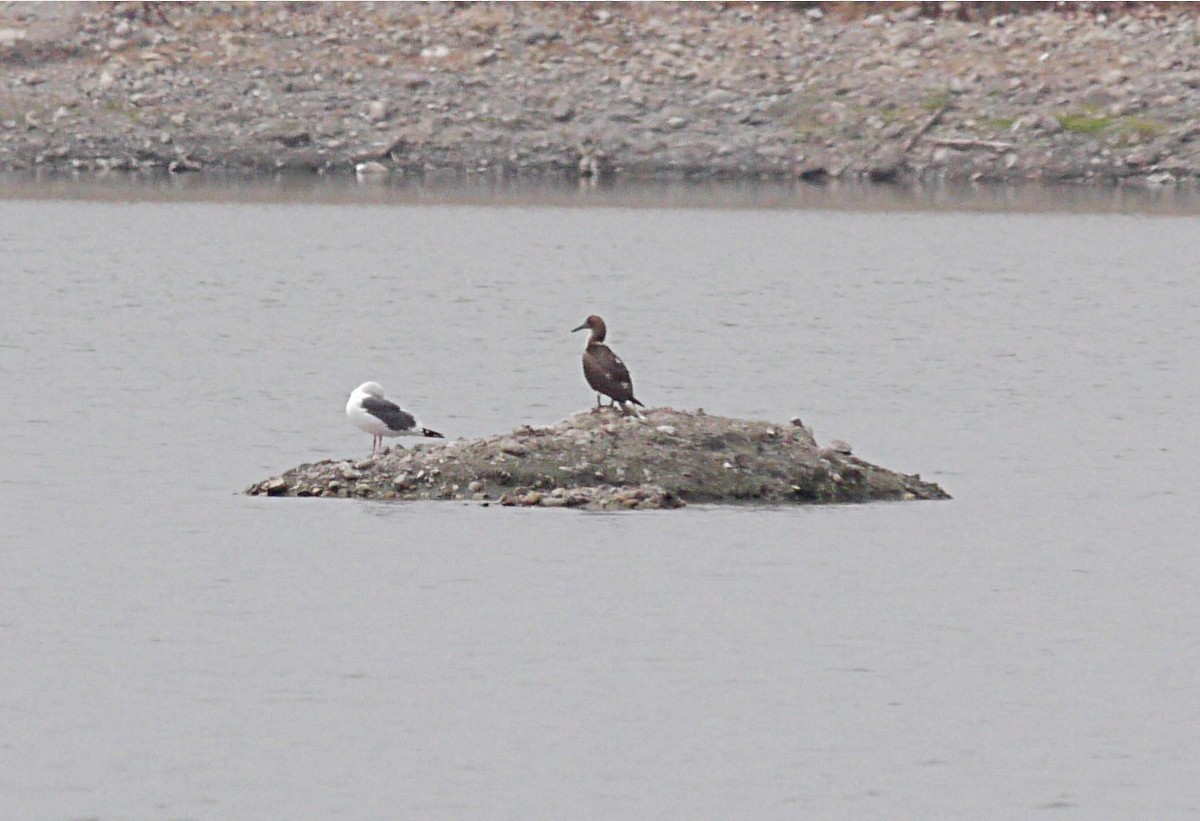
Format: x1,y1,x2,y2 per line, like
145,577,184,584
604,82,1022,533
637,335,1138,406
2,3,1199,187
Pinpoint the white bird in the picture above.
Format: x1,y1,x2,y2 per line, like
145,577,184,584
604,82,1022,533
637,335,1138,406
346,382,444,456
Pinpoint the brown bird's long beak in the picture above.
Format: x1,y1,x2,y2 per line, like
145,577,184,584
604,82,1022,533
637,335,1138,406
571,322,588,332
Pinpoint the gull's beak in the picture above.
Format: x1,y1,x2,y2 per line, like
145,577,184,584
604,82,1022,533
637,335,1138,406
571,322,588,333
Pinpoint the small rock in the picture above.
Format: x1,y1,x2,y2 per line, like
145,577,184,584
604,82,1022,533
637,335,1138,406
355,161,389,179
867,147,903,183
1125,148,1159,167
274,129,311,148
366,100,391,122
1080,86,1118,107
524,27,561,45
1038,114,1064,135
265,478,288,496
168,158,202,173
550,98,575,122
468,481,483,493
499,439,529,457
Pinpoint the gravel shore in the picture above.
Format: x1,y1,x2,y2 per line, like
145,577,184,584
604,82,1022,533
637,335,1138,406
3,2,1199,186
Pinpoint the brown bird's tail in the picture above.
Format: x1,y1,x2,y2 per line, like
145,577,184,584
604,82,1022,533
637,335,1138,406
422,428,445,438
628,397,645,407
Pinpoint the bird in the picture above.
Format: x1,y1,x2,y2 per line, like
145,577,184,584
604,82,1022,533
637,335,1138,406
571,314,645,414
345,382,444,456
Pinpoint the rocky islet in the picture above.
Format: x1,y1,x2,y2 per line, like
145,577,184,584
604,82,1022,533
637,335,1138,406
246,408,951,510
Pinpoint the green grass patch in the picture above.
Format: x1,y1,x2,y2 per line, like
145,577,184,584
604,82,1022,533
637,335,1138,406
878,106,900,126
1056,110,1113,134
1119,116,1166,139
922,90,951,112
1056,109,1167,140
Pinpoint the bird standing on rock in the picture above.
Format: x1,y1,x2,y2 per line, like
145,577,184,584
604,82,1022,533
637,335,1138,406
346,381,444,456
572,314,645,414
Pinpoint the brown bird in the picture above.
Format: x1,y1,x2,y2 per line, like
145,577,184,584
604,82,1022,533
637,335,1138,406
572,314,645,413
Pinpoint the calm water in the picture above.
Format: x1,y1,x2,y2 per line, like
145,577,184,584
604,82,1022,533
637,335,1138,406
3,184,1199,818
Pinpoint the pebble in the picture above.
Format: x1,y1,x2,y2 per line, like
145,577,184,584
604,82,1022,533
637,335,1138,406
499,439,529,457
550,99,575,122
354,161,389,179
366,100,391,122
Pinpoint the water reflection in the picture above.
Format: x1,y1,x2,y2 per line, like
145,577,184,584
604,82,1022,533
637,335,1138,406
2,169,1199,214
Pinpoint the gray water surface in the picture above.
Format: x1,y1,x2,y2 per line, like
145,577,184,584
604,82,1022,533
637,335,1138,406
3,192,1199,818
